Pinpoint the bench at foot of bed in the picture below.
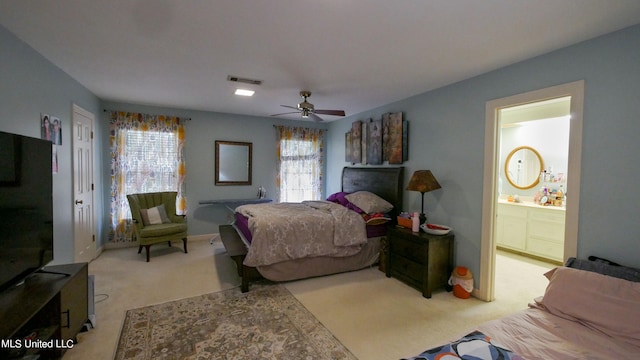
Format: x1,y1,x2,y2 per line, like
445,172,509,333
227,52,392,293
219,224,264,292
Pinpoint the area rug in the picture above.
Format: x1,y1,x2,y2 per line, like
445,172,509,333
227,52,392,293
114,284,357,360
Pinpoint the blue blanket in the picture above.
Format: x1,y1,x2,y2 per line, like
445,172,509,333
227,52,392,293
403,331,523,360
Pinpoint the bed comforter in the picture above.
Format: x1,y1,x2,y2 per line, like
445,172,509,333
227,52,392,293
475,304,640,360
405,264,640,360
236,201,368,267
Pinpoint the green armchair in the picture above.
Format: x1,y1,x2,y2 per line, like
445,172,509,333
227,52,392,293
127,191,188,262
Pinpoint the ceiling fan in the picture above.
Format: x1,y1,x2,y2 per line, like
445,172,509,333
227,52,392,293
271,91,346,122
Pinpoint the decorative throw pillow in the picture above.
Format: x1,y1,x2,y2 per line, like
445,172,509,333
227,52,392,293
326,191,364,213
344,191,393,214
140,204,170,225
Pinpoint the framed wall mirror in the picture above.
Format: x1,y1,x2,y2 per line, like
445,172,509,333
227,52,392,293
504,145,544,190
215,140,252,186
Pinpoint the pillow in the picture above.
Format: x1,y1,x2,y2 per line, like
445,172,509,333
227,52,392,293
326,191,364,213
541,266,640,348
326,191,348,203
140,204,171,225
344,191,393,214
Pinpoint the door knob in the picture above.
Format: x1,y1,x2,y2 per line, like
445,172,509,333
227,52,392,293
75,200,83,205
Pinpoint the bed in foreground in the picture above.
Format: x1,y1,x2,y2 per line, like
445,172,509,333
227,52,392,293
404,257,640,360
220,166,404,292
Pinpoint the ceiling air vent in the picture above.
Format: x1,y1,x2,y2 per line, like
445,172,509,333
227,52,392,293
227,75,263,85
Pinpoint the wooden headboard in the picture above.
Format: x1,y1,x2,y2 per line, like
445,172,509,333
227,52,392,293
341,167,404,218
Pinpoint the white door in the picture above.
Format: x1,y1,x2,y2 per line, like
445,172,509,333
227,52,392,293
72,104,95,263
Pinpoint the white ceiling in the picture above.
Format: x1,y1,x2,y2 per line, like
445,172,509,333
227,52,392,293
2,1,640,122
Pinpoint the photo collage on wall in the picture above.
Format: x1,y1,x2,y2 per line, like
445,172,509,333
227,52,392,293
345,111,408,165
40,113,62,173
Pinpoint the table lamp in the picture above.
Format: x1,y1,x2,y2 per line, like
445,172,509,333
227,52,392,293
406,170,441,224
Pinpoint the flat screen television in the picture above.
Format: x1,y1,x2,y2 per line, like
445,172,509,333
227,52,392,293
0,131,53,292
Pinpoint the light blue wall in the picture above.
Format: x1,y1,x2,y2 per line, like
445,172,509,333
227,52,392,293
100,101,327,238
0,25,102,264
328,24,640,273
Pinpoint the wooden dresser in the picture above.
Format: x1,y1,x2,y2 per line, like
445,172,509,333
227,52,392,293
0,263,88,359
385,226,454,298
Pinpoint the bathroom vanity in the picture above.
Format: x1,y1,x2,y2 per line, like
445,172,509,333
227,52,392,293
496,200,565,263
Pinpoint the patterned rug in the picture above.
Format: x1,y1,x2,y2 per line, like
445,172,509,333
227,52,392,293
114,284,357,360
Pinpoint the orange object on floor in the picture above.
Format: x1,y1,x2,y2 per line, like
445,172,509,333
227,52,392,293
449,266,473,299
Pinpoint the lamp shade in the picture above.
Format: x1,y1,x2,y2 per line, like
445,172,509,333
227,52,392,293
406,170,441,193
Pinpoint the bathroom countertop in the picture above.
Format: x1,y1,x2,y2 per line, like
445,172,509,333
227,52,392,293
498,198,566,211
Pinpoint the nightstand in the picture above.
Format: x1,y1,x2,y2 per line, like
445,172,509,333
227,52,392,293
385,226,454,298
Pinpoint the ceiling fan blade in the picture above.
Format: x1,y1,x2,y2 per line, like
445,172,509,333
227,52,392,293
280,105,299,110
314,109,345,116
270,111,300,116
309,113,324,122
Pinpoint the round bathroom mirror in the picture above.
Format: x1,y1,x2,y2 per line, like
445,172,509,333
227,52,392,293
504,146,544,190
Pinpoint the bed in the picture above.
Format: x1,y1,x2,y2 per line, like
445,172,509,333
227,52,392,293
404,256,640,360
220,166,404,292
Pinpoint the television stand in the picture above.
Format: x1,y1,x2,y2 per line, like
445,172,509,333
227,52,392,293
36,269,72,277
0,263,88,359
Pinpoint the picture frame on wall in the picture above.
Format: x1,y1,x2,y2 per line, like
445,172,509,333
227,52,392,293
51,117,62,145
402,117,408,162
361,120,368,164
41,113,62,145
386,112,403,164
366,118,382,165
345,131,352,162
350,120,362,164
41,113,51,142
346,111,407,165
382,113,390,162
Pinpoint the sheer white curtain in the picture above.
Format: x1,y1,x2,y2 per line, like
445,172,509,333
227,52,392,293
108,111,187,244
275,126,324,202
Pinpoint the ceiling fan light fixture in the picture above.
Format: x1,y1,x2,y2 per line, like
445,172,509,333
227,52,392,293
270,90,345,122
298,101,314,111
234,89,255,96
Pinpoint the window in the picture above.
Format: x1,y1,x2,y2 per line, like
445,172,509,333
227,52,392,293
275,126,324,202
108,112,186,244
124,130,179,193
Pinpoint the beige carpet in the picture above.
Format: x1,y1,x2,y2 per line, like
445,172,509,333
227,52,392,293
63,237,555,360
115,284,356,360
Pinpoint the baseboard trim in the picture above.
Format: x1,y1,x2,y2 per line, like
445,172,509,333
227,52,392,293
190,234,217,242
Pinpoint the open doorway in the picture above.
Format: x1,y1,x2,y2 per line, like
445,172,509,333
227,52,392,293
497,97,570,262
478,81,584,301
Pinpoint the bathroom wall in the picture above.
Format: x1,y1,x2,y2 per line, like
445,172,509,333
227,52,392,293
500,116,570,197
